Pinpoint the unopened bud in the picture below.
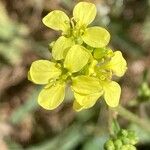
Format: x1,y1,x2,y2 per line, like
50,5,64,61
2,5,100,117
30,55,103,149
121,144,136,150
114,139,123,149
104,139,115,150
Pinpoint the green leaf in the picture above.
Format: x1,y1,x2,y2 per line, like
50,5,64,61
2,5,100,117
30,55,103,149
38,82,65,110
82,26,110,48
72,75,102,94
30,60,61,84
103,81,121,107
73,2,96,27
52,36,74,60
64,45,90,73
42,10,70,34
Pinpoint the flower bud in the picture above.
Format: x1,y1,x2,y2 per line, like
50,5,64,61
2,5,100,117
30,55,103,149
114,139,123,149
104,139,115,150
121,144,136,150
121,137,130,145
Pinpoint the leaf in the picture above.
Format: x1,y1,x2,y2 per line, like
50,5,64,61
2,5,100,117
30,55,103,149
105,51,127,77
64,45,90,73
72,75,102,94
38,82,65,110
103,81,121,107
73,2,96,27
42,10,70,34
30,60,61,84
82,26,110,48
52,36,74,60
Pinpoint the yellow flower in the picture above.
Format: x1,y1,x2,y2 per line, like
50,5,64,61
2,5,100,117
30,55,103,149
72,50,127,111
28,60,66,110
103,51,127,77
28,57,94,110
42,2,110,61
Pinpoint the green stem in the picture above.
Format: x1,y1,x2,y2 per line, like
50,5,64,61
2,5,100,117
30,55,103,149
108,109,113,136
108,109,120,137
117,105,150,133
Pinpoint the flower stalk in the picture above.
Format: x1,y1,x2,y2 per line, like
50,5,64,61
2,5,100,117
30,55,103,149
117,105,150,133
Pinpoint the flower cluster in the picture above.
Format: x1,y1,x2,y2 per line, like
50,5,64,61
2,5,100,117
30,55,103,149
28,2,127,111
104,129,138,150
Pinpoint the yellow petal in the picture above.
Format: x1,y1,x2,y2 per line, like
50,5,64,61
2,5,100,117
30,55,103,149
103,81,121,107
64,45,90,73
72,75,102,94
27,71,32,81
74,92,103,108
30,60,61,84
73,100,83,112
52,36,74,60
82,27,110,48
73,2,96,27
42,10,70,34
106,51,127,77
38,82,65,110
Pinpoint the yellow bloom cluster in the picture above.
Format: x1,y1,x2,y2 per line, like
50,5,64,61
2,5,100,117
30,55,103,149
28,2,127,111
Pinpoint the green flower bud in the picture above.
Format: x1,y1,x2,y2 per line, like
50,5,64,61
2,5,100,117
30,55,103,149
138,82,150,101
130,139,138,145
121,144,136,150
114,139,123,149
104,139,115,150
127,131,138,145
121,137,130,145
104,129,138,150
121,129,128,137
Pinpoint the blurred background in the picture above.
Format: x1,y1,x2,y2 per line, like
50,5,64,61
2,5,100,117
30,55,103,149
0,0,150,149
